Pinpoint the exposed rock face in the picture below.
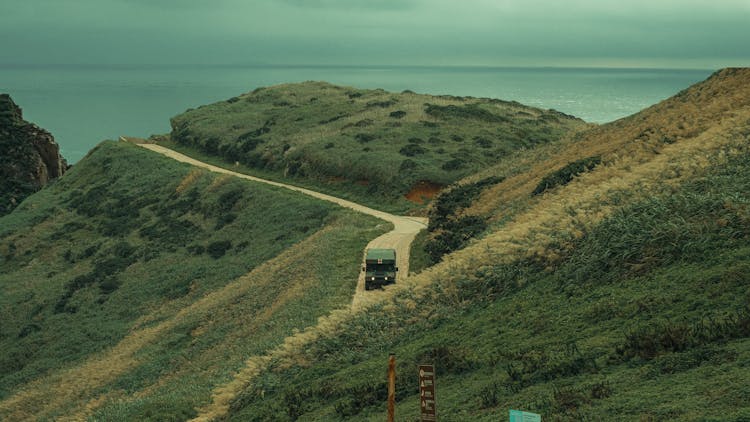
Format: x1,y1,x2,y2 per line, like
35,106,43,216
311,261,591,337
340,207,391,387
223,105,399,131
0,94,68,215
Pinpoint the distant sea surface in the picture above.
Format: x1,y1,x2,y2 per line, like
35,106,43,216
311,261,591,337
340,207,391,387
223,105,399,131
1,65,712,163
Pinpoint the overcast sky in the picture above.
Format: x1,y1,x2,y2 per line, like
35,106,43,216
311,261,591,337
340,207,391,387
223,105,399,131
1,0,748,68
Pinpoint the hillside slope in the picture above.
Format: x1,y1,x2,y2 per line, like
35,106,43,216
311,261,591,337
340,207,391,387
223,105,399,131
165,81,587,212
0,141,387,420
217,69,750,420
417,67,750,265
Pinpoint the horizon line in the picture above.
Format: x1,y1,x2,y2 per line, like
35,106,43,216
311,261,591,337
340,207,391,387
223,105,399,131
0,63,718,72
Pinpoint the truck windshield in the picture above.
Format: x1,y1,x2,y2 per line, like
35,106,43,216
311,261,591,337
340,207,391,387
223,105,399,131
366,263,395,272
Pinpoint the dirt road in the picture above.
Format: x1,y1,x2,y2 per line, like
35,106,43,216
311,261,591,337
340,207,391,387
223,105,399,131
136,142,428,307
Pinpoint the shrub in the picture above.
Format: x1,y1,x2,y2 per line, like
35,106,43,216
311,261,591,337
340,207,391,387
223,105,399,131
318,114,349,124
532,156,601,195
399,159,418,172
429,176,503,231
479,382,500,408
425,103,510,123
366,99,396,108
441,158,465,171
425,216,487,262
474,137,493,148
389,110,406,119
215,213,237,230
207,240,232,259
399,144,427,157
589,380,613,399
355,133,376,143
423,176,504,262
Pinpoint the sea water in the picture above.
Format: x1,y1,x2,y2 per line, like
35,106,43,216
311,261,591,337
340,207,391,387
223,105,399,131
0,65,712,162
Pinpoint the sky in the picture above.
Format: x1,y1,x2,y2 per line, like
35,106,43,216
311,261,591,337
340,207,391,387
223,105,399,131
1,0,749,68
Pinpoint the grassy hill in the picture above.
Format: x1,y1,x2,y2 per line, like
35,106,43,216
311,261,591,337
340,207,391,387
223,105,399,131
165,81,587,212
211,69,750,420
2,69,749,421
0,141,387,420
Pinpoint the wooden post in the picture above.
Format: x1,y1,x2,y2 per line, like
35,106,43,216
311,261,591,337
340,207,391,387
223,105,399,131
388,353,396,422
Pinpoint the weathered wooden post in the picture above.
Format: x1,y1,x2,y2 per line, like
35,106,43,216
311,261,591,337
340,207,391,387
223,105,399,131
388,353,396,422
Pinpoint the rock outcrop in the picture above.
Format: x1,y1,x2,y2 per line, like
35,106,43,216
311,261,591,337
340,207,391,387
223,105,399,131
0,94,68,215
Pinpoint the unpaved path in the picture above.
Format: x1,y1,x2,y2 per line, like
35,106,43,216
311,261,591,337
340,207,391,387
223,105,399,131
136,142,428,307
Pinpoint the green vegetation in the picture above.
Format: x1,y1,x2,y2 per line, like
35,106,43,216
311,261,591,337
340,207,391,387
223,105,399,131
423,176,503,263
0,141,387,419
226,150,750,421
407,228,432,275
532,155,601,195
167,81,586,210
3,70,750,420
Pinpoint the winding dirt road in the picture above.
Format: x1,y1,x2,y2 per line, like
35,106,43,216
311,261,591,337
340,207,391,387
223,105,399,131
135,142,428,307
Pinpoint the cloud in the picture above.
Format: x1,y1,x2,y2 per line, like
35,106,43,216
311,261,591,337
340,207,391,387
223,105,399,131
0,0,747,67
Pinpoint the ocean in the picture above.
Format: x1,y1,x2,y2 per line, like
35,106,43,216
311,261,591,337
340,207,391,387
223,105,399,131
0,65,713,163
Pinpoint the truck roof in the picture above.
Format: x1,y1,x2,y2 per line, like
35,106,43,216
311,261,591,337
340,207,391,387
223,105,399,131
366,248,396,261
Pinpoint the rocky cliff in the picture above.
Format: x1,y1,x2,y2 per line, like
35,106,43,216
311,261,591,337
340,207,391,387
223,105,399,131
0,94,68,215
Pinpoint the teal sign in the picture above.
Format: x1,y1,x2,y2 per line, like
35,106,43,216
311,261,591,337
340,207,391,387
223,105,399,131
509,409,541,422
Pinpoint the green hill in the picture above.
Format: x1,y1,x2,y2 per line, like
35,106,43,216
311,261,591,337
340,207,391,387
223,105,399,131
212,69,750,420
165,81,587,212
2,69,749,421
0,141,386,420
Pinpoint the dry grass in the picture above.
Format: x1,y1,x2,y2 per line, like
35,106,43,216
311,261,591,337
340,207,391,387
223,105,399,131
0,226,337,420
175,169,204,193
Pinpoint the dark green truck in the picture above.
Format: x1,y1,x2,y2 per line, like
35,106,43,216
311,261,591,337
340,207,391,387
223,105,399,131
363,248,398,290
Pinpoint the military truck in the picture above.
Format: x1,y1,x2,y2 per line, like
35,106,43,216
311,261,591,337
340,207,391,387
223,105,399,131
363,248,398,290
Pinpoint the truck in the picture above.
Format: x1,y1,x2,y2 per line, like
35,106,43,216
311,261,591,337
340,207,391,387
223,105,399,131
363,248,398,290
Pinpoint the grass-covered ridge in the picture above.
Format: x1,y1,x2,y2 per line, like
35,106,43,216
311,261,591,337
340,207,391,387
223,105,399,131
211,69,750,420
0,141,387,420
166,81,587,211
226,150,750,420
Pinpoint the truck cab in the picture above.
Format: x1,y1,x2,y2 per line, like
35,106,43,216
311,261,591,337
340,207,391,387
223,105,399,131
363,248,398,290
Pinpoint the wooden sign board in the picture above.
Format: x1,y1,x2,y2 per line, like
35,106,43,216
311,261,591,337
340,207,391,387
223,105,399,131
419,364,436,421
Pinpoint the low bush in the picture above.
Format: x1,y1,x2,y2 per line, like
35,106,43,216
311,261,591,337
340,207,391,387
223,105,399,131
425,216,487,262
429,176,503,231
399,143,427,156
441,158,465,171
425,103,510,123
355,133,376,143
207,240,232,259
532,156,601,195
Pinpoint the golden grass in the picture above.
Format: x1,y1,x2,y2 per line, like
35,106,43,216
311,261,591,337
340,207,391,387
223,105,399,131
176,169,204,193
0,226,337,421
467,68,750,222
